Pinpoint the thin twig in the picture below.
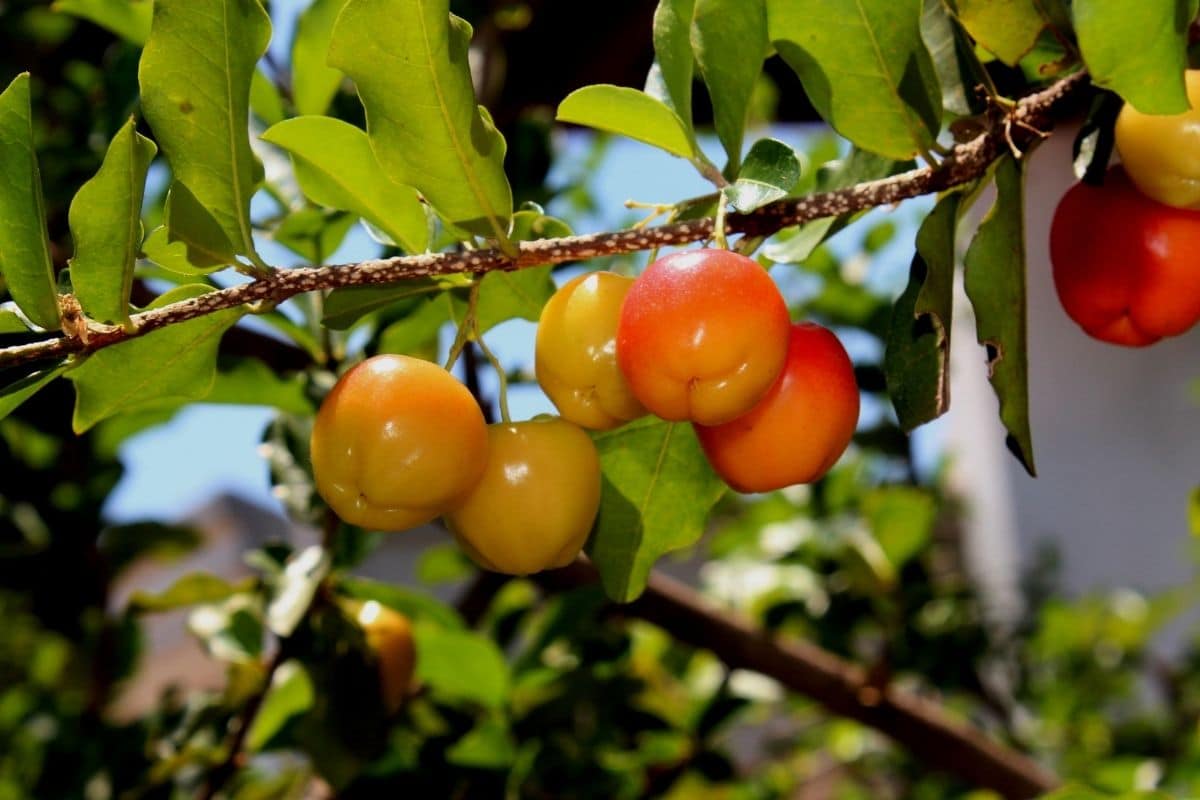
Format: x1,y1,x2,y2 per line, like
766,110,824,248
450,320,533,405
0,72,1086,372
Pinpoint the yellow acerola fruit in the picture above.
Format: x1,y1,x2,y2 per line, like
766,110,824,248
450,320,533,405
445,417,601,575
535,271,647,430
351,599,416,713
1115,70,1200,209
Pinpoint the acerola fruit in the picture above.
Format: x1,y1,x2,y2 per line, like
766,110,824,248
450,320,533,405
445,417,601,575
536,271,647,430
311,354,488,530
1049,167,1200,347
1114,70,1200,209
350,599,416,713
617,248,791,426
695,323,859,493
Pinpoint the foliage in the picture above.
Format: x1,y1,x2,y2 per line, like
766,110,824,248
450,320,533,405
0,0,1198,797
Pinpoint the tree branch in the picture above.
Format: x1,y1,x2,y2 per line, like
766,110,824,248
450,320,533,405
0,72,1086,371
532,561,1059,800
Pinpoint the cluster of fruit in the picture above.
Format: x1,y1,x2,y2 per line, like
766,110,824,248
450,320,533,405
1051,71,1200,347
310,248,859,576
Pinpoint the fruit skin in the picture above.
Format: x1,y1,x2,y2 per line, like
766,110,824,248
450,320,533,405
1115,70,1200,209
1049,167,1200,347
695,323,858,493
445,417,601,576
310,354,489,531
350,600,416,713
536,271,647,430
616,248,791,426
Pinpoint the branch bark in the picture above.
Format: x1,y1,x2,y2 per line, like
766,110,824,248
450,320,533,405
0,72,1086,371
533,561,1059,800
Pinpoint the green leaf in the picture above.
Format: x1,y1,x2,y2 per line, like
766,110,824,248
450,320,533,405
0,366,66,423
322,279,444,330
0,75,59,330
768,0,942,160
692,0,767,171
329,0,513,241
292,0,346,116
921,0,987,116
1073,91,1123,184
68,118,156,327
414,621,510,709
206,357,314,414
588,418,726,602
949,0,1047,66
67,286,245,432
963,156,1035,476
162,176,239,271
1074,0,1197,114
883,190,961,430
266,545,330,637
140,224,227,276
447,718,517,769
128,572,247,612
558,85,696,159
726,138,801,212
249,69,285,126
338,576,466,630
139,0,270,261
1188,486,1200,536
0,308,32,334
650,0,697,137
471,209,571,332
261,117,428,253
52,0,152,45
377,298,446,359
270,208,357,263
246,660,315,752
863,486,935,568
189,594,263,663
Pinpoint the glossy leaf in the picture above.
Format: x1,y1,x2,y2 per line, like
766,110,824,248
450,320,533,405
329,0,512,241
67,286,245,432
864,486,936,568
140,224,227,276
921,0,987,116
139,0,270,261
249,69,285,126
0,308,32,334
884,190,961,430
261,117,428,253
0,366,66,423
322,279,444,330
950,0,1046,66
588,418,726,602
726,138,802,213
53,0,152,44
963,156,1036,476
1074,0,1197,114
68,118,157,326
128,572,247,613
768,0,941,160
1073,91,1122,184
292,0,346,116
558,85,696,159
0,75,59,330
246,660,315,751
693,0,767,171
413,622,510,709
650,0,697,136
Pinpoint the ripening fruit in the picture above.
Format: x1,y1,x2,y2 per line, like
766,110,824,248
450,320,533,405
616,248,791,426
536,271,647,430
350,599,416,714
311,354,489,530
1114,70,1200,209
445,417,601,575
1049,167,1200,347
695,323,859,493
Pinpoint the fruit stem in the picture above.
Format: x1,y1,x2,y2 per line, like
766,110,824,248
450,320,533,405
713,190,730,250
444,280,481,372
472,324,511,424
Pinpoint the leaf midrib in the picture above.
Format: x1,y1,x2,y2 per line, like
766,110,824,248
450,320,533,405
853,0,930,149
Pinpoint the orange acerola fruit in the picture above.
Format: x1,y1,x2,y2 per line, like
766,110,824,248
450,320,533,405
349,599,416,714
1050,167,1200,347
695,323,859,493
536,271,647,430
310,354,489,531
445,417,601,576
616,248,791,426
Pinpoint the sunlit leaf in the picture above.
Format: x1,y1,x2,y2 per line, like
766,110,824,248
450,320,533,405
246,660,315,751
692,0,767,171
52,0,152,45
726,138,802,212
292,0,346,116
558,85,696,159
949,0,1047,66
128,572,248,612
414,621,510,708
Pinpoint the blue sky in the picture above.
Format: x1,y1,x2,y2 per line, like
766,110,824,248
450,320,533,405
102,1,930,522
